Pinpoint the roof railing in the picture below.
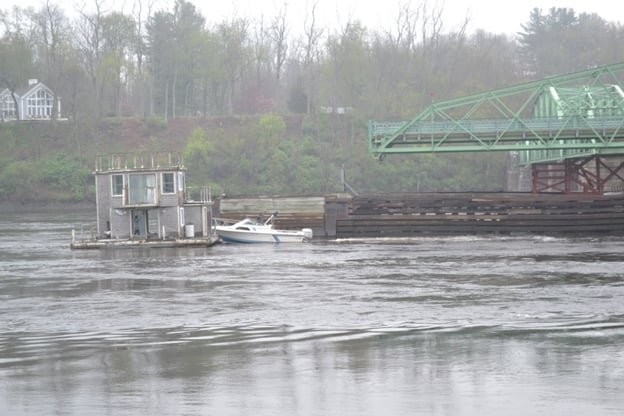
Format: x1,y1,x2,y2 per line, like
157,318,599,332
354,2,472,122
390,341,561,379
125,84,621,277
95,151,184,172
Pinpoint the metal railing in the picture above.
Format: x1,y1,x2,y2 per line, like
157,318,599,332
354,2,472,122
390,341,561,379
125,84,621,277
95,151,184,172
370,116,624,143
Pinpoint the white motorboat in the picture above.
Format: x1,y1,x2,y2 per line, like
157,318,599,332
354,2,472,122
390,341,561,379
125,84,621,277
214,212,313,243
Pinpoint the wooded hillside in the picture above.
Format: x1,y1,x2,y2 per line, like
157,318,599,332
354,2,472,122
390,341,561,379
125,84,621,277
1,2,623,203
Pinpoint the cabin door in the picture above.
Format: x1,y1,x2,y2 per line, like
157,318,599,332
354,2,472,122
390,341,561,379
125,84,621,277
132,210,148,239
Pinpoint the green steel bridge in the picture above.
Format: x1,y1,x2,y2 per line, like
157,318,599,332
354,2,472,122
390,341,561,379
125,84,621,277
368,62,624,193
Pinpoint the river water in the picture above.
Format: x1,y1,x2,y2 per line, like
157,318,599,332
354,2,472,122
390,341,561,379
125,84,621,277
1,209,623,415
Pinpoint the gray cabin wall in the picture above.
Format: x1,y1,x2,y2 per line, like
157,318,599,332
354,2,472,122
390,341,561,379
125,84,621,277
159,206,181,238
95,173,113,238
94,168,191,239
183,205,214,237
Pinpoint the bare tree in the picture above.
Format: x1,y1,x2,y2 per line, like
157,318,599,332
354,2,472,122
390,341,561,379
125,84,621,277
268,3,289,83
302,0,323,115
218,16,250,115
0,6,37,120
385,0,422,52
35,1,67,121
74,0,110,119
252,15,271,88
420,0,444,56
131,0,155,117
36,2,61,78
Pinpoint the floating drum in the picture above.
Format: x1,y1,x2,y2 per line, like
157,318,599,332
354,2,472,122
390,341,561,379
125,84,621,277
185,224,195,238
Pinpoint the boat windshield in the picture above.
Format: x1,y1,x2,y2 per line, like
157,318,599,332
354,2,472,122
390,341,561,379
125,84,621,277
240,218,264,226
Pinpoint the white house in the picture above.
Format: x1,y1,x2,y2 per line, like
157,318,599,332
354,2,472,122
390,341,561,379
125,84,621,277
0,79,61,121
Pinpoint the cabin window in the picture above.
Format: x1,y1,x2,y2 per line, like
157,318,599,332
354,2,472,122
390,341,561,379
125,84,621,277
178,172,184,191
162,172,175,194
112,174,124,196
128,173,156,205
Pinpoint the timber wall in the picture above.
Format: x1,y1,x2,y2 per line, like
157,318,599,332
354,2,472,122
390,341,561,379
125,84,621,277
217,195,327,237
337,192,624,237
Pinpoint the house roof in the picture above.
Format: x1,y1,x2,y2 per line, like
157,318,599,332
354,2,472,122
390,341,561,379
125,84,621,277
0,88,13,99
1,80,56,99
17,82,53,98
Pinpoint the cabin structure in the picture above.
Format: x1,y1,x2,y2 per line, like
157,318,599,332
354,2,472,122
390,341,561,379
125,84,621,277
72,151,217,249
0,79,62,121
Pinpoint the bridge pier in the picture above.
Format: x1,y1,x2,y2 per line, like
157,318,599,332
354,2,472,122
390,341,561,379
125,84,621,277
531,155,624,194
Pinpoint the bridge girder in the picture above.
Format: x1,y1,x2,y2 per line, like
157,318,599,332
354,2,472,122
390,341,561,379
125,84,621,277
368,62,624,164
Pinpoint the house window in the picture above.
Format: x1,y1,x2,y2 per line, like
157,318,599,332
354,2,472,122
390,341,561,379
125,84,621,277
128,173,156,205
1,95,16,119
162,172,175,194
26,89,53,119
112,174,124,196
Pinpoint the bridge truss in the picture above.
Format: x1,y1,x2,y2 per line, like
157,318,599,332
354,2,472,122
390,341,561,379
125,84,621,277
368,62,624,193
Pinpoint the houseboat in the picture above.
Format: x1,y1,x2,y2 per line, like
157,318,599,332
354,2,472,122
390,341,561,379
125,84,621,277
71,151,219,249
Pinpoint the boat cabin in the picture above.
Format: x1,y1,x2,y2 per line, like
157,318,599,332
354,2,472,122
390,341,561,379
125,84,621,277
93,152,213,241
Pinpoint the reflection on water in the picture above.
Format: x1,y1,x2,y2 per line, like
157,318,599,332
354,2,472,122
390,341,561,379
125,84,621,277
1,210,623,415
3,325,624,415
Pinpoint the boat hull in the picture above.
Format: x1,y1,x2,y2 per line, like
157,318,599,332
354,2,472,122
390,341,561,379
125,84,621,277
216,228,311,243
214,217,313,243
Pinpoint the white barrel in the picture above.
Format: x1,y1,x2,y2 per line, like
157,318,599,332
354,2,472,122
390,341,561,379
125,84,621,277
185,224,195,238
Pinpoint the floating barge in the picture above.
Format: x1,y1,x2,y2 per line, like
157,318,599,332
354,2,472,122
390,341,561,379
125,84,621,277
334,191,624,237
70,232,219,249
71,152,219,249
